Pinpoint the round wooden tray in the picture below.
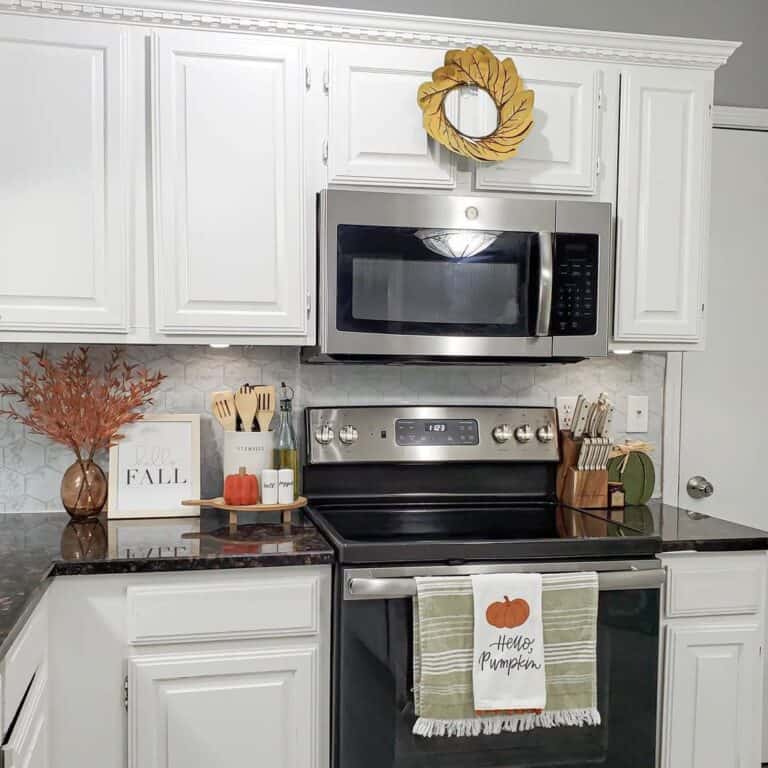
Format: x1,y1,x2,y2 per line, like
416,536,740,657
182,496,307,528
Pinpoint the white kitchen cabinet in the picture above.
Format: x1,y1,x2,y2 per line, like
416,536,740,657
473,58,607,196
614,67,713,345
151,30,309,336
1,665,49,768
47,567,330,768
0,17,129,334
660,552,766,768
662,624,761,768
327,43,456,188
128,648,317,768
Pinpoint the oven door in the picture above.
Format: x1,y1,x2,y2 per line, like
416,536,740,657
319,191,557,359
333,561,662,768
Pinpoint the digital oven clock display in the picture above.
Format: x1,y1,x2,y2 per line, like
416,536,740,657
395,419,479,446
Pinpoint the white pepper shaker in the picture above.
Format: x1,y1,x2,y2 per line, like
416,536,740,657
261,469,278,505
278,468,294,504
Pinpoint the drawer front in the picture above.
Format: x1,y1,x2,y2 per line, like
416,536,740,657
127,577,320,645
2,596,47,733
665,554,766,618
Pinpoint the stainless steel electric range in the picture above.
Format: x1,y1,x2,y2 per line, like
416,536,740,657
303,405,663,768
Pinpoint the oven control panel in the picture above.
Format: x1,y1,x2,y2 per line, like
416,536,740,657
306,406,559,464
551,233,599,336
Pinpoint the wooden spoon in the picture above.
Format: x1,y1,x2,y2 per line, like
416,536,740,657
234,385,259,433
254,385,276,432
210,390,237,431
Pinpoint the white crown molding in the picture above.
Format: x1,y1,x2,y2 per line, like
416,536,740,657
712,106,768,130
0,0,741,69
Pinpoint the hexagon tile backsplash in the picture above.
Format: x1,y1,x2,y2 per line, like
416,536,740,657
0,344,665,512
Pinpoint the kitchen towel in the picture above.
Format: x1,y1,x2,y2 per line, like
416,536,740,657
471,573,546,713
412,572,600,737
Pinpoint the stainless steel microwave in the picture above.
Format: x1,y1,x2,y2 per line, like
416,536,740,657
308,190,612,362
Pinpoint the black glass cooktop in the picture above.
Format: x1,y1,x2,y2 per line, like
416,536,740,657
306,500,661,564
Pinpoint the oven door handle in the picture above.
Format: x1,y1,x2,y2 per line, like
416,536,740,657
535,231,554,336
345,568,665,600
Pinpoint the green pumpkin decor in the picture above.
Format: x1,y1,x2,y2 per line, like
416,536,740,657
607,448,655,505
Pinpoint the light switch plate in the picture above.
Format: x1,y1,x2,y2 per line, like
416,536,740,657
626,395,649,433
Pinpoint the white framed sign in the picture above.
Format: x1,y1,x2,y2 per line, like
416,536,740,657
108,414,201,519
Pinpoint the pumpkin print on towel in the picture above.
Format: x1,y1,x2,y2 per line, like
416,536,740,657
485,596,530,629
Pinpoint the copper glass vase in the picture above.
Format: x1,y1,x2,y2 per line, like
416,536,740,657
61,460,108,519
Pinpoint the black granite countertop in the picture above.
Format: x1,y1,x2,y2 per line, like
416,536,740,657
591,500,768,552
0,509,333,661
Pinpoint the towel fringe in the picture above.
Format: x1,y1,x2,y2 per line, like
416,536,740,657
412,708,601,738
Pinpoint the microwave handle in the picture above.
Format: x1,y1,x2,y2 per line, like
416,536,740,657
535,231,554,336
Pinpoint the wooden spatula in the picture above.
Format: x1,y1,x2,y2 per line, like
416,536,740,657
211,390,237,431
254,385,276,432
234,385,259,432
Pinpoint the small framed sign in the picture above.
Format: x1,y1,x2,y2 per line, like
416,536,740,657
108,414,201,519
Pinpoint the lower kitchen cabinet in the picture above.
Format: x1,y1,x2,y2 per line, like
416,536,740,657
128,648,318,768
1,665,49,768
46,567,330,768
659,552,767,768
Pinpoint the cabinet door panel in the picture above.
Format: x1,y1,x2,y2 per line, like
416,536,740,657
474,58,603,195
2,665,49,768
152,31,306,335
0,17,128,332
615,68,711,342
328,44,455,187
662,624,761,768
129,649,317,768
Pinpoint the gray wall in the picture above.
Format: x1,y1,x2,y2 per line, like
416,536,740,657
281,0,768,108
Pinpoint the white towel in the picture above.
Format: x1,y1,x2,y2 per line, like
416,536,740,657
471,573,546,713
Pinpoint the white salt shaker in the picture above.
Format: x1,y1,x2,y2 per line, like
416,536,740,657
278,468,294,504
261,469,278,505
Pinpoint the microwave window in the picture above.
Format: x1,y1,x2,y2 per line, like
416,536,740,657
336,225,539,337
351,258,521,325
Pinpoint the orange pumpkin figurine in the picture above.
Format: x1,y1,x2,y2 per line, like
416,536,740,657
223,466,259,506
486,596,530,629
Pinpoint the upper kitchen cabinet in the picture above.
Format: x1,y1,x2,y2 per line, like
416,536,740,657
614,67,713,346
472,58,610,196
151,30,309,337
326,44,456,188
0,17,129,334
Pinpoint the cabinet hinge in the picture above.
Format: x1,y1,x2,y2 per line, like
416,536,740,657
305,66,311,90
123,676,129,712
595,156,601,177
701,303,705,313
306,291,312,316
322,69,329,93
597,88,604,110
322,139,328,163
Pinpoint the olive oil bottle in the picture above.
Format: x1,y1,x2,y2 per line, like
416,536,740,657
274,382,298,497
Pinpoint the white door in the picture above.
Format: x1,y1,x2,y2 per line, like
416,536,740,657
327,43,456,188
614,67,712,344
661,623,761,768
676,123,768,760
677,127,768,525
152,31,307,336
0,17,129,333
128,648,317,768
473,58,605,195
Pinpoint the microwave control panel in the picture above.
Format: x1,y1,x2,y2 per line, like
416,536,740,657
551,233,599,336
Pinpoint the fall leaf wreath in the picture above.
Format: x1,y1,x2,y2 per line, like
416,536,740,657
417,46,535,162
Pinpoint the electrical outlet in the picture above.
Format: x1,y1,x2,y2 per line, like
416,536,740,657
556,396,578,430
626,395,649,433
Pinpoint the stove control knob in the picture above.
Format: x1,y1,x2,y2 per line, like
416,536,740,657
339,425,359,445
314,424,334,445
492,424,514,444
514,424,533,443
536,424,555,443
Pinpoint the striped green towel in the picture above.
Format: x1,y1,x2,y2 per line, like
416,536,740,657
413,573,600,737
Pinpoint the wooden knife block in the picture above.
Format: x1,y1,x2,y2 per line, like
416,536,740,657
557,431,608,509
